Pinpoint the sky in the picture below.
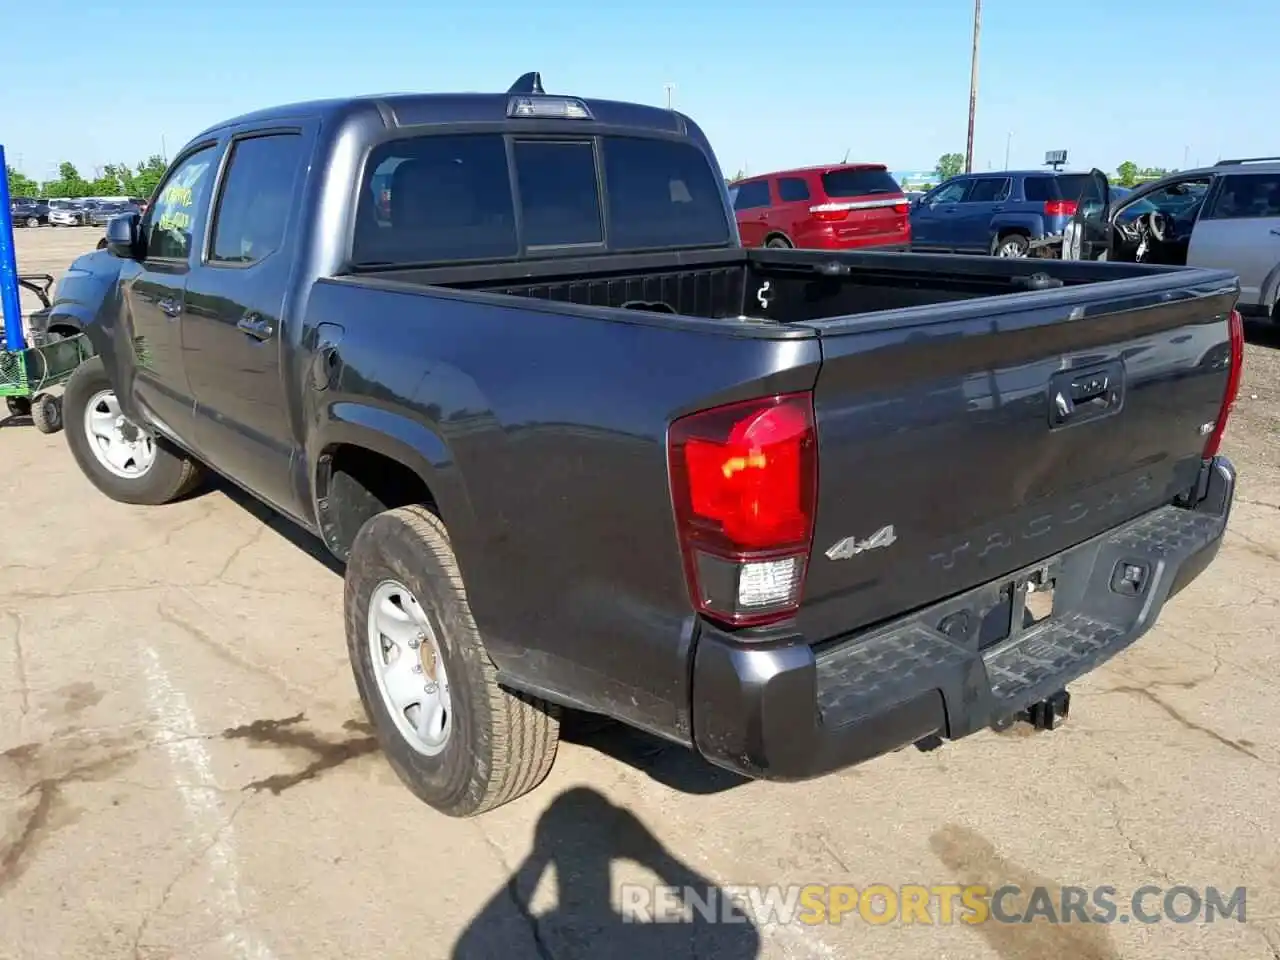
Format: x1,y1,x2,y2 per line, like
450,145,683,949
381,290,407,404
3,0,1275,184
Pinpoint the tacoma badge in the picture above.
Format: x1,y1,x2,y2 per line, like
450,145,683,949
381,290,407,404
825,525,897,560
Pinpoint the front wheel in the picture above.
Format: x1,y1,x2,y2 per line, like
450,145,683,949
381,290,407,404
62,357,204,504
993,234,1030,258
345,505,560,817
25,217,40,229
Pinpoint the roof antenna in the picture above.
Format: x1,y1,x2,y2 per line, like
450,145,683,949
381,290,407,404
508,72,545,95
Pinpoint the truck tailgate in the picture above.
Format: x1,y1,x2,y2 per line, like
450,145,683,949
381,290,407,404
796,273,1239,644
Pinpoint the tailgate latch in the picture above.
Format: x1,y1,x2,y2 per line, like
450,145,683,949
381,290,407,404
1048,361,1125,428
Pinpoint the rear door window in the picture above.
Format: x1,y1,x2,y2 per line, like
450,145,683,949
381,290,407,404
820,168,901,198
209,133,306,264
777,177,810,202
732,180,771,211
965,178,1011,203
1206,174,1280,219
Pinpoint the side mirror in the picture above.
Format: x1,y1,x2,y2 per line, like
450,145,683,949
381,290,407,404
104,213,141,259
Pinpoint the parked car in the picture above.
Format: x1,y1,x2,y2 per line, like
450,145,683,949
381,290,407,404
57,74,1241,818
1064,158,1280,320
49,200,95,227
88,200,140,227
911,170,1099,257
10,197,49,227
729,163,910,250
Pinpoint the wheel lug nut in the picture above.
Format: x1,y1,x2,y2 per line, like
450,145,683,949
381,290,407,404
411,664,422,674
424,682,437,694
407,637,421,649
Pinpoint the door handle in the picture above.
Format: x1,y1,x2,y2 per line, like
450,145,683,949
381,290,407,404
1048,362,1124,428
1270,228,1280,237
237,311,275,341
991,206,1004,212
158,297,181,318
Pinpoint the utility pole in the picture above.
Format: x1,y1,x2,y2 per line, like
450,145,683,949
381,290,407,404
663,83,675,110
965,0,981,174
1004,131,1012,169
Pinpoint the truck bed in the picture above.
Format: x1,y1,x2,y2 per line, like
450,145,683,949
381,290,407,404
351,247,1202,325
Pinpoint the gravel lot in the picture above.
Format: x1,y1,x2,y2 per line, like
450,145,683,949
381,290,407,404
2,225,1279,960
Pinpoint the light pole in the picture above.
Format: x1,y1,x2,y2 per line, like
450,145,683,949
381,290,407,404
664,83,675,110
1004,131,1012,169
965,0,982,174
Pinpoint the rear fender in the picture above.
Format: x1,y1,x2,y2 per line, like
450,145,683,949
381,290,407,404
308,402,477,560
989,213,1045,242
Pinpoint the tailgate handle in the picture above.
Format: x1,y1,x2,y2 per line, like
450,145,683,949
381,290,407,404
1049,362,1124,428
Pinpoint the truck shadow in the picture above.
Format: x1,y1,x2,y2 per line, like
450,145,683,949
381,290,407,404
209,474,345,577
560,712,749,796
452,785,762,958
1243,319,1280,349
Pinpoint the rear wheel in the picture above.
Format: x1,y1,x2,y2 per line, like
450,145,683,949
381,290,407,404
993,233,1030,258
62,357,203,504
765,236,792,249
25,217,40,229
345,505,560,817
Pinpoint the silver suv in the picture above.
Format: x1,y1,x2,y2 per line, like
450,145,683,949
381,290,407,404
1067,158,1280,320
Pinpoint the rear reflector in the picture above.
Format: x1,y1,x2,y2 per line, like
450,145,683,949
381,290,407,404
1044,200,1078,217
668,393,818,627
1202,308,1245,459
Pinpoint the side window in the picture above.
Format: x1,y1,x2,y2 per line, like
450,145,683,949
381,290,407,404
1206,174,1280,220
145,147,217,260
209,134,305,264
732,180,771,211
512,140,602,248
930,180,970,204
966,178,1010,203
1022,177,1052,202
777,177,811,203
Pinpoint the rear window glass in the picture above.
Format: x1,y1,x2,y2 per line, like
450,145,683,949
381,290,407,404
602,137,731,250
514,140,602,247
354,134,518,266
820,168,901,198
352,133,729,266
1024,175,1091,202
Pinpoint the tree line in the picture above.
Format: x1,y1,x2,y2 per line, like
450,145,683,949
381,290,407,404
6,156,169,201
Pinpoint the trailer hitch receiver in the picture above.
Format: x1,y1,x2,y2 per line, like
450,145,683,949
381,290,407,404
1021,689,1071,731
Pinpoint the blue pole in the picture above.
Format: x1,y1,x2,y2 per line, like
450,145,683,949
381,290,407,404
0,143,27,353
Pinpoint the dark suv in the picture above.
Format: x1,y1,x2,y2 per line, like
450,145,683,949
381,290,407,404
910,170,1095,257
10,197,49,227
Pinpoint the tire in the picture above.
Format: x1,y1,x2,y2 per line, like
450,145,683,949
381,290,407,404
5,396,31,418
765,236,792,249
62,356,203,505
345,505,560,817
993,233,1030,258
30,393,62,434
25,217,40,229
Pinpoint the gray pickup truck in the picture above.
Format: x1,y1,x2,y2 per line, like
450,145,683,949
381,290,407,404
55,74,1243,817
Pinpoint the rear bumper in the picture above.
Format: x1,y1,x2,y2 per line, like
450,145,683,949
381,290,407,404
690,456,1235,780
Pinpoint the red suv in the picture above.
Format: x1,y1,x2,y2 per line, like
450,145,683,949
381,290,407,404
730,163,910,251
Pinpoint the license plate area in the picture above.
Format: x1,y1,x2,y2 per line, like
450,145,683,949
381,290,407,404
976,568,1057,653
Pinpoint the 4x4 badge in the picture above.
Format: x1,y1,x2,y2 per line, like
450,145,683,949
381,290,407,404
825,525,897,560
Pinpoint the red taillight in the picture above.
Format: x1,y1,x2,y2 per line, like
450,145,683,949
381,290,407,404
668,392,818,627
1044,200,1077,217
809,205,849,223
893,202,909,214
1203,308,1245,459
